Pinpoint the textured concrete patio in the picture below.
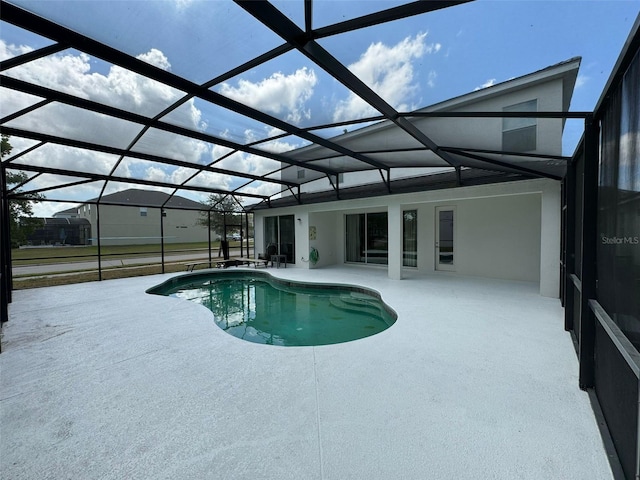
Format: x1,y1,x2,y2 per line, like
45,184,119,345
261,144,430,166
1,266,612,479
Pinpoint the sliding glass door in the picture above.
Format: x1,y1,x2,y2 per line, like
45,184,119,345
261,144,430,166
279,215,295,264
345,214,365,262
345,212,388,265
264,215,295,264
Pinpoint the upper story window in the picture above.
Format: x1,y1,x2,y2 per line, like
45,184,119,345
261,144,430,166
297,168,306,179
140,207,147,217
503,99,537,152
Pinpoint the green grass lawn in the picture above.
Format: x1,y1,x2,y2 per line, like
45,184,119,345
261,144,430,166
12,262,189,289
11,241,252,265
11,240,255,289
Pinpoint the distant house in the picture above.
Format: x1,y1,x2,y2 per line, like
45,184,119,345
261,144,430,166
76,189,209,246
52,207,80,219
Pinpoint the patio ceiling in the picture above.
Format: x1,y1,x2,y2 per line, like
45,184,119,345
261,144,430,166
0,0,589,210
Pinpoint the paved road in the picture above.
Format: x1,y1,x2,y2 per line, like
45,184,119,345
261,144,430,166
13,248,249,276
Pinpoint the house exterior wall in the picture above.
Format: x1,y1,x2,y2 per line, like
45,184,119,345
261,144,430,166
78,205,208,245
253,178,560,297
257,62,573,296
410,79,564,154
282,73,567,194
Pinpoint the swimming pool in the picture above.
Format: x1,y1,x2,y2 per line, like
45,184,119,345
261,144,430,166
147,271,397,346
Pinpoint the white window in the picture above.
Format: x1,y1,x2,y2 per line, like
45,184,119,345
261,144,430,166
503,99,537,152
140,207,147,217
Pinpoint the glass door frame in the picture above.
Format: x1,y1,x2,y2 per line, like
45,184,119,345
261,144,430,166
435,206,456,271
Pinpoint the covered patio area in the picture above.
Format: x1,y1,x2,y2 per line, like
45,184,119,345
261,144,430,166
1,267,613,479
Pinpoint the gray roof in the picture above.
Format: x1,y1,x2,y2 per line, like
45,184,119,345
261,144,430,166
53,207,79,216
86,189,205,211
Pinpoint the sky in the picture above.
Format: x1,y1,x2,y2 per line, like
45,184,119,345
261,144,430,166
1,0,638,217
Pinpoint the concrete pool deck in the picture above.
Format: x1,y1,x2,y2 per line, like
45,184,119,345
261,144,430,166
1,266,613,479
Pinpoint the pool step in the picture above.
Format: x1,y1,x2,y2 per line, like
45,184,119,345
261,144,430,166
329,295,388,323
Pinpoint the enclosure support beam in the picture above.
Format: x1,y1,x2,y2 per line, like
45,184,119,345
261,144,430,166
160,208,165,275
208,211,212,264
96,203,102,282
563,156,577,330
0,164,11,326
578,114,599,389
387,203,403,280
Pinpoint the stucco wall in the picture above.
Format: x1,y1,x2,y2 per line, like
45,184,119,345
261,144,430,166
79,205,208,245
308,211,338,268
253,178,559,296
439,194,541,282
282,74,566,194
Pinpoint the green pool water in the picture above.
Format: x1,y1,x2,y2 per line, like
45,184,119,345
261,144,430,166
148,272,396,346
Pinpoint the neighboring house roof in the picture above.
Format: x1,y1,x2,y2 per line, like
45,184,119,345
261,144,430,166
53,207,79,217
82,189,205,211
27,217,90,225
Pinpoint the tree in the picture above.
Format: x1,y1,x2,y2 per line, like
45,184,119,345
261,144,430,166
197,193,244,239
1,135,44,247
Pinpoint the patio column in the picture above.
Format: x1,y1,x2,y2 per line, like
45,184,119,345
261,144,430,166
388,203,403,280
540,182,561,297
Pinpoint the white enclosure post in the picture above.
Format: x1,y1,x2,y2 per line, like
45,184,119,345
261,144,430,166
540,183,561,297
388,203,403,280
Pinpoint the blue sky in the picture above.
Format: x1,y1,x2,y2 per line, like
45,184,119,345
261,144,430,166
1,0,638,216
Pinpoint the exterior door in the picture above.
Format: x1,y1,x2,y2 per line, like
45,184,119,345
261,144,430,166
435,207,455,271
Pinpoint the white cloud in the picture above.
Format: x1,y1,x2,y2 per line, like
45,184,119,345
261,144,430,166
218,67,318,125
0,40,34,61
3,43,180,118
474,78,496,91
575,74,588,89
333,33,440,121
427,70,437,88
209,127,301,179
144,166,168,183
11,143,119,176
2,40,212,179
1,40,303,212
184,170,234,190
214,150,280,178
173,0,193,11
136,48,172,71
33,201,78,218
235,181,282,200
